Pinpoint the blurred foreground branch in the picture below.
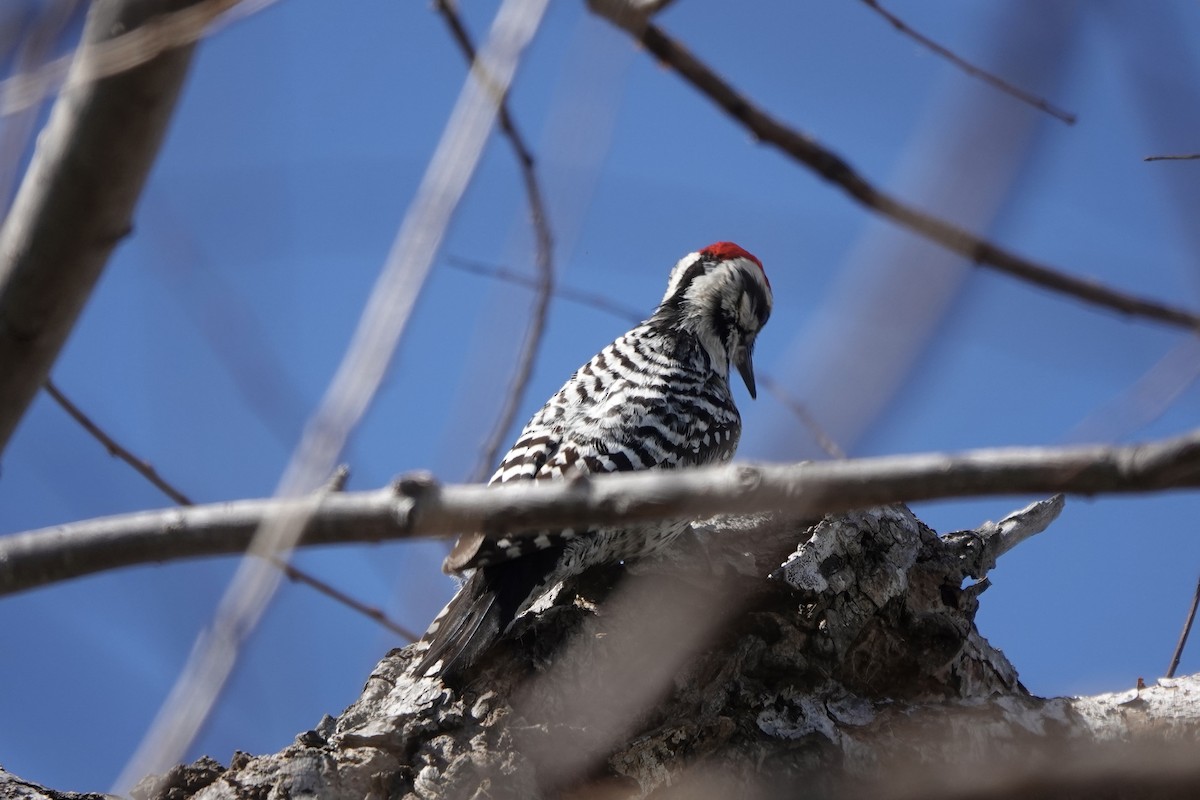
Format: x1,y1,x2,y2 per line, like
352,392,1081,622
113,0,553,787
0,0,272,115
588,1,1200,334
0,0,205,458
432,0,558,481
7,427,1200,596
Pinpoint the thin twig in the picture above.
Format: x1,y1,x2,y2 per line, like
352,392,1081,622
113,0,552,789
588,4,1200,335
12,426,1200,597
433,0,557,482
43,380,418,640
758,374,847,459
858,0,1075,125
273,558,420,641
1145,153,1200,162
447,255,644,324
1166,574,1200,678
446,255,849,458
44,379,193,505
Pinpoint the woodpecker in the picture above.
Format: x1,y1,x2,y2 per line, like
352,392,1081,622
413,242,772,680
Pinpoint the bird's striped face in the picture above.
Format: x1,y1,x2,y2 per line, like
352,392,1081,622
657,242,772,397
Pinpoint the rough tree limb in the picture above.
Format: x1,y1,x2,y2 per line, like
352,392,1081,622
4,428,1200,595
6,501,1185,799
0,0,206,457
5,501,1196,798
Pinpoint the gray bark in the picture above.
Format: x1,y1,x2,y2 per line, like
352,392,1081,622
34,501,1183,799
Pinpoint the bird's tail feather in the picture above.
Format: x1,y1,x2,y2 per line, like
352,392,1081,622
413,545,568,682
412,571,501,680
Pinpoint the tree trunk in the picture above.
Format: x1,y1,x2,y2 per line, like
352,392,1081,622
5,503,1198,799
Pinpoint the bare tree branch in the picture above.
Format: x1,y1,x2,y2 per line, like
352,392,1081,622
9,428,1200,597
0,0,207,458
273,557,419,642
432,1,558,482
44,379,193,506
1167,574,1200,678
1145,153,1200,162
857,0,1076,124
758,374,847,459
587,1,1200,334
43,380,418,640
448,254,644,323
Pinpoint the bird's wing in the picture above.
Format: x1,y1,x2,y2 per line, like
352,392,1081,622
444,330,738,572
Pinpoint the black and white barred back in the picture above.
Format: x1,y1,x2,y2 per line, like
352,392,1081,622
413,242,772,680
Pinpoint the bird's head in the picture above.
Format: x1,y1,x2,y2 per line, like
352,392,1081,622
654,241,772,398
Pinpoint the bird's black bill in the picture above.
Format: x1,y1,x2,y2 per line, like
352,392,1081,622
735,346,757,399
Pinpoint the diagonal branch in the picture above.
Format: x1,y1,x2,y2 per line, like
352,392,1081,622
858,0,1076,124
8,427,1200,597
432,0,557,482
587,1,1200,334
0,0,206,458
448,254,643,325
43,379,418,640
44,379,193,506
758,374,847,459
1167,574,1200,678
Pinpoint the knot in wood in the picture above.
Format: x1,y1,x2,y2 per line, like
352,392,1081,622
734,464,763,491
393,471,440,498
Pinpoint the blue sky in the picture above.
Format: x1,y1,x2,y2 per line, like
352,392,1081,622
3,0,1200,792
